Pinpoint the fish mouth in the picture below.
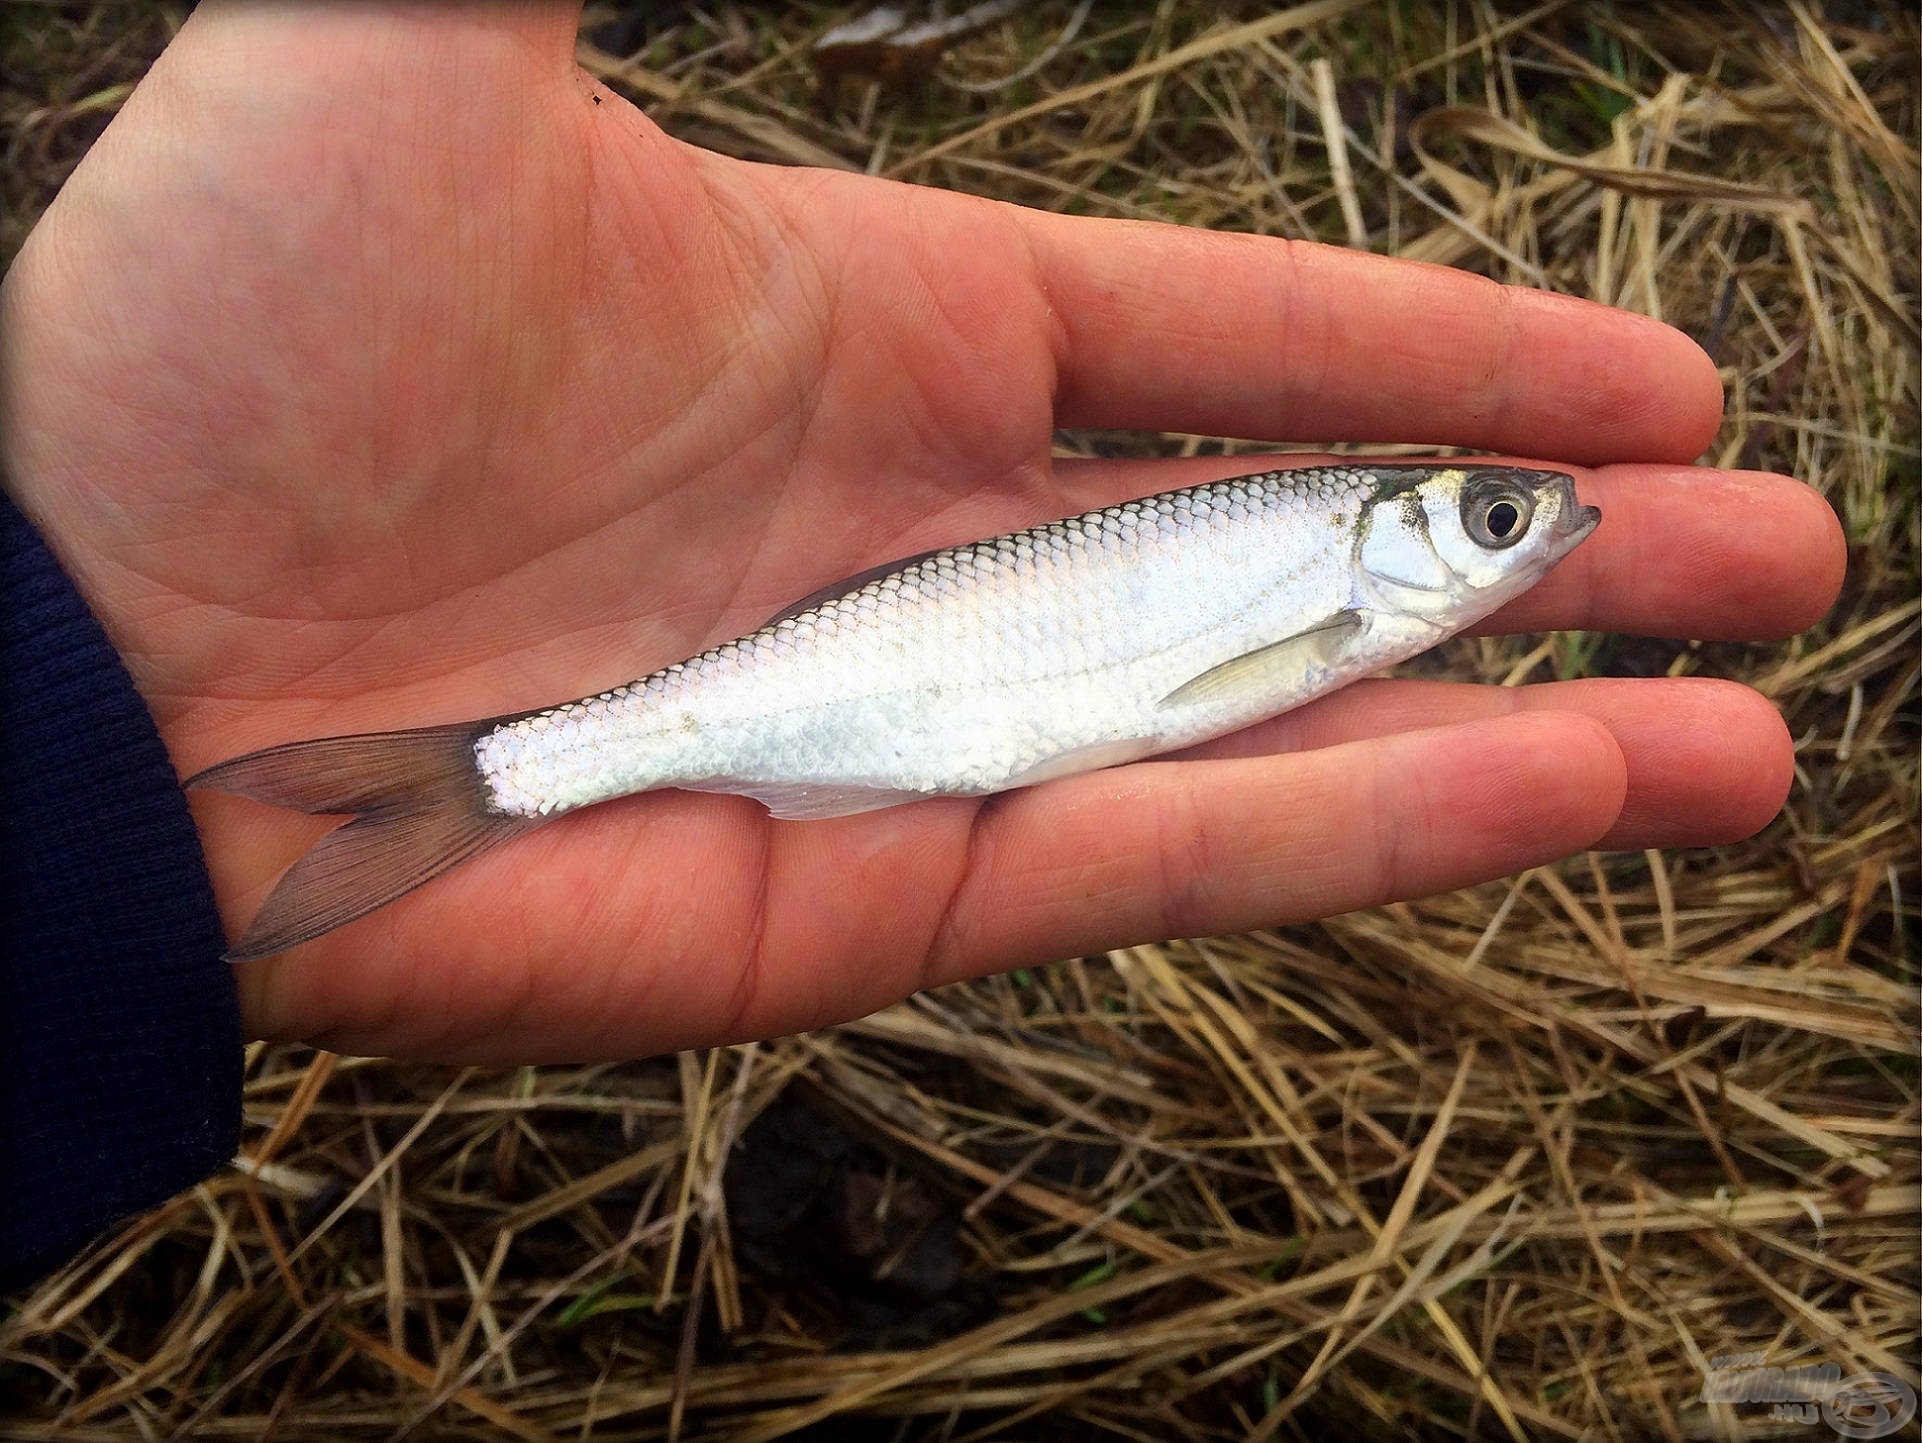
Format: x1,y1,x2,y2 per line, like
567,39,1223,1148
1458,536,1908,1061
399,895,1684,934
1557,502,1603,544
1535,470,1600,547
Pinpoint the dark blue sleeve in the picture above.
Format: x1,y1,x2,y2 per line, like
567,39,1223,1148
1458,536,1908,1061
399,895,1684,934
1,490,243,1293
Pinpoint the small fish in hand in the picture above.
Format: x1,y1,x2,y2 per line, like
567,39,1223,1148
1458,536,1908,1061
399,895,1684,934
191,462,1600,962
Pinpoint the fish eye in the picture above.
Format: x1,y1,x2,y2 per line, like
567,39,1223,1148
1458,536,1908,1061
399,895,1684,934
1464,484,1533,549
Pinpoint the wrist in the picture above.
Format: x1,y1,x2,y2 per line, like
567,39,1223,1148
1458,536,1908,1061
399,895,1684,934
0,489,244,1287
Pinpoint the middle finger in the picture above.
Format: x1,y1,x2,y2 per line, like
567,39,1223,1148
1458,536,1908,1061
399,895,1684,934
1164,673,1794,850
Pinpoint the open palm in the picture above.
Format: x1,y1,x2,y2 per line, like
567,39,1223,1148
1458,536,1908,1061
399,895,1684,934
1,3,1842,1060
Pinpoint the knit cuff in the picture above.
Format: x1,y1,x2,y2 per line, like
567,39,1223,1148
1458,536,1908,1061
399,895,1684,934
1,490,242,1293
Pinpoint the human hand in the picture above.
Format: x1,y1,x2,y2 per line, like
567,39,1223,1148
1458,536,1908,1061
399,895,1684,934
0,2,1843,1061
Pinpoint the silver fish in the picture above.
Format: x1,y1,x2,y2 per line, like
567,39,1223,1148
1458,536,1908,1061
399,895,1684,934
193,463,1599,961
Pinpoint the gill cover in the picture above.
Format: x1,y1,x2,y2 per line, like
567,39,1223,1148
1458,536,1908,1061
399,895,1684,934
1356,466,1589,619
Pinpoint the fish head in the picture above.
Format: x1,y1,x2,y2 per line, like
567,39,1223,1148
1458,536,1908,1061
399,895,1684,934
1354,465,1600,624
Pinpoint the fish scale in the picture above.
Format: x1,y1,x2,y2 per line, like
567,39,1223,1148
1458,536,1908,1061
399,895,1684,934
474,468,1411,817
191,461,1598,961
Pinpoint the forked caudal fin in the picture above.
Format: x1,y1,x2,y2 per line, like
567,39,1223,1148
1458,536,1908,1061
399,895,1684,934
187,725,540,964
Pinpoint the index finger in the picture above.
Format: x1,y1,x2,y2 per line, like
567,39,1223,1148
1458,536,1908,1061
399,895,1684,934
1021,215,1723,466
1050,456,1844,643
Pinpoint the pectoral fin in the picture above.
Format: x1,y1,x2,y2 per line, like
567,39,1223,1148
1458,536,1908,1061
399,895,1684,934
1158,611,1364,710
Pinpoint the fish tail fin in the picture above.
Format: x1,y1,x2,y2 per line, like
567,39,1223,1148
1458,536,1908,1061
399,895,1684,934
187,725,539,963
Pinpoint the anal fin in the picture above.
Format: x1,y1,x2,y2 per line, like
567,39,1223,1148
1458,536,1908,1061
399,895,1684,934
998,738,1159,789
684,736,1159,820
679,779,935,821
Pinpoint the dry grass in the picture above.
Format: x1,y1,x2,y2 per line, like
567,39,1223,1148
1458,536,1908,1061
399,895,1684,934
3,3,1916,1440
